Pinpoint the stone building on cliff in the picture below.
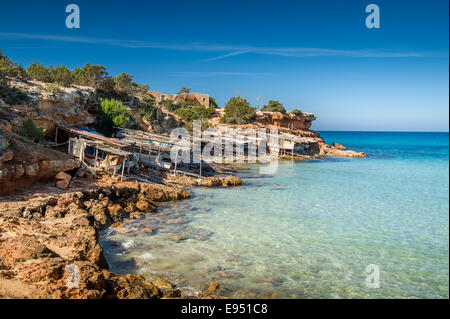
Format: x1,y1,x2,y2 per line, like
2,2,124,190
149,91,210,108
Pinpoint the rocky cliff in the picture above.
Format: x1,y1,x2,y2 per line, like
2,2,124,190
254,111,316,130
2,78,183,137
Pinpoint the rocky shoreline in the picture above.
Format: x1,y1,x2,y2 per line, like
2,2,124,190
0,179,230,299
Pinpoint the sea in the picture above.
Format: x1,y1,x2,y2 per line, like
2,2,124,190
100,131,449,298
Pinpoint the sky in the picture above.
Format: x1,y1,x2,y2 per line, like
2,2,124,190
0,0,448,131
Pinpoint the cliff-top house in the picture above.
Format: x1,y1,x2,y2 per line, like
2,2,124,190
149,91,210,108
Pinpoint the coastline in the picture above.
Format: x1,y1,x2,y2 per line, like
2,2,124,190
0,175,232,299
100,132,449,299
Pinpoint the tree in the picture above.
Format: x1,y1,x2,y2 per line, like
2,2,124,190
97,98,137,136
291,109,303,116
141,95,156,121
50,65,73,86
221,97,256,124
175,105,214,131
72,63,108,88
178,87,191,94
1,51,26,82
132,82,149,96
114,72,134,96
209,96,218,109
261,100,286,114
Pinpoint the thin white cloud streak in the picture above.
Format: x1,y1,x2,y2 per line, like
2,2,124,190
0,32,446,60
173,71,273,77
201,50,252,62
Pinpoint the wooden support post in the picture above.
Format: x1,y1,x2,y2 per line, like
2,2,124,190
54,127,58,144
127,157,130,175
94,147,99,167
121,157,126,181
174,151,178,176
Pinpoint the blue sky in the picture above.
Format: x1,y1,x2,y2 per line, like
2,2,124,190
0,0,448,131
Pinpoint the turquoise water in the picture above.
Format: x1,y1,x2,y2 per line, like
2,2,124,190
100,132,449,298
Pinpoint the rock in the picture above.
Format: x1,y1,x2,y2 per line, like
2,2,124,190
152,277,174,289
163,289,181,298
25,163,39,177
14,165,24,177
107,204,125,222
130,211,144,219
167,217,187,224
135,199,157,212
222,175,243,187
140,227,153,234
124,203,136,214
56,179,70,189
168,235,186,242
331,142,346,150
207,282,221,293
55,171,72,182
0,182,195,299
0,150,13,163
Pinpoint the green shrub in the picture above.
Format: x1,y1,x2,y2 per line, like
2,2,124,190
26,62,52,82
45,82,62,94
175,105,214,131
221,97,256,124
209,96,218,108
20,119,45,142
291,109,303,116
50,65,73,86
141,96,156,121
261,100,286,114
178,87,191,94
114,72,134,96
159,99,176,112
0,82,29,105
97,98,137,136
72,63,108,88
132,82,149,96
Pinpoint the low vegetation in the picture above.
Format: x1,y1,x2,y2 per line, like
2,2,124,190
20,119,45,142
175,105,215,131
44,82,62,94
178,87,191,94
221,97,256,124
0,50,26,82
26,61,149,97
261,100,286,114
0,82,29,105
291,109,304,116
140,96,156,121
0,51,29,104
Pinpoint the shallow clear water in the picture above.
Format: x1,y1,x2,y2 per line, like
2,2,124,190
100,132,449,298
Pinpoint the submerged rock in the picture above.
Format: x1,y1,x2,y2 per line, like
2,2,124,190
152,276,174,290
207,282,221,293
168,235,186,242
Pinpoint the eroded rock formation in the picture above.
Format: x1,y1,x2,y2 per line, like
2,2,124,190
0,132,80,196
0,182,191,299
254,111,316,130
